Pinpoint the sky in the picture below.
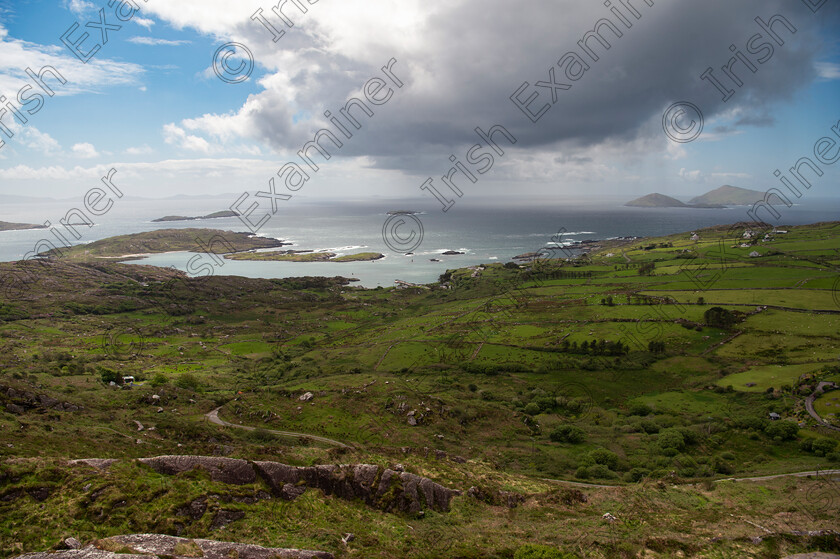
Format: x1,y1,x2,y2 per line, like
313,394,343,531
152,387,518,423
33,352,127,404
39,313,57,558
0,0,838,205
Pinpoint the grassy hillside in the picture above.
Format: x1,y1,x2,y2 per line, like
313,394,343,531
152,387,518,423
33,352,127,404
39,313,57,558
1,220,839,558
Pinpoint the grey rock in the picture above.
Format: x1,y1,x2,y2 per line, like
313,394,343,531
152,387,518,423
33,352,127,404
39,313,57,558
210,510,245,530
68,459,117,471
138,456,256,485
5,403,25,414
63,539,81,550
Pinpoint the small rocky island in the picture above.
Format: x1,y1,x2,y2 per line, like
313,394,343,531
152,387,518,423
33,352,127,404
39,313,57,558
152,210,239,222
226,250,385,263
0,220,46,231
387,210,420,215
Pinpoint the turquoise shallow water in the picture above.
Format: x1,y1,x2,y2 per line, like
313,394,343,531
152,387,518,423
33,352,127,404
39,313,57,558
2,196,838,288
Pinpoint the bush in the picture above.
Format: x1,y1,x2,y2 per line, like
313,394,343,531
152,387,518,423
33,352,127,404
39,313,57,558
624,467,649,482
628,401,653,416
588,448,619,470
704,306,739,328
658,428,686,453
149,373,168,387
524,402,541,416
175,372,201,392
586,464,618,479
574,466,589,479
99,367,121,385
764,420,798,441
550,424,586,444
805,438,838,456
711,456,735,475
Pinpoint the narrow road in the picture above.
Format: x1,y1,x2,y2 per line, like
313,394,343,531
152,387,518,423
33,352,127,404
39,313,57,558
804,382,840,432
542,469,840,489
717,469,840,483
205,407,351,448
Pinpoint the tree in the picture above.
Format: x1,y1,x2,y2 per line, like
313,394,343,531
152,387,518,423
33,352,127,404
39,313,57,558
606,295,614,306
99,367,121,385
697,297,705,305
638,262,655,276
704,306,738,328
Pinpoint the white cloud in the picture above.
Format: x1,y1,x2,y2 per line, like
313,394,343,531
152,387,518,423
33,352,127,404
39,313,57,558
124,145,154,155
63,0,94,15
816,62,840,80
127,37,191,46
163,124,211,153
134,17,155,30
72,142,99,159
679,168,703,182
0,25,144,98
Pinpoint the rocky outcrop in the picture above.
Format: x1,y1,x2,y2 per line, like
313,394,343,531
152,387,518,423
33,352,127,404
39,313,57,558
1,385,81,414
137,456,460,513
13,535,333,559
467,486,526,508
68,459,117,471
137,456,257,485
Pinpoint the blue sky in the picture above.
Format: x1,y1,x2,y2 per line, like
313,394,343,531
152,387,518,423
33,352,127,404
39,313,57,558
0,0,838,203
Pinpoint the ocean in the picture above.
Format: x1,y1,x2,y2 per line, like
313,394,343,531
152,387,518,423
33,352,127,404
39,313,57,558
1,196,838,288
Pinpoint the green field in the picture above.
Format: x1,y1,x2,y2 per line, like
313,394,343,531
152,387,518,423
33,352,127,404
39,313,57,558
2,220,840,559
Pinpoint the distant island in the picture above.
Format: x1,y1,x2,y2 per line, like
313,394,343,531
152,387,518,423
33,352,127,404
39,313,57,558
387,210,420,215
625,185,767,208
152,210,239,222
0,221,46,232
226,249,385,263
40,228,287,259
625,193,693,208
689,185,769,206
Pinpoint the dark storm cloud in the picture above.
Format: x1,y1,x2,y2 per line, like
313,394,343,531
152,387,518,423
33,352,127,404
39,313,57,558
231,0,836,170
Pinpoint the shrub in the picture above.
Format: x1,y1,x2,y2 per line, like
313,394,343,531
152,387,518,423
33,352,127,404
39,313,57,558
149,373,168,387
628,402,653,416
175,372,201,392
711,456,735,475
807,438,838,457
624,467,649,482
704,306,738,328
468,383,478,392
657,428,686,453
588,448,619,470
764,420,798,441
99,367,121,385
586,464,618,479
574,466,589,479
550,424,586,444
524,402,541,416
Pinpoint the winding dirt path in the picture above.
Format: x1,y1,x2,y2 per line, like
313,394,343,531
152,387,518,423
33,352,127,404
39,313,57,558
805,382,840,432
205,407,351,448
